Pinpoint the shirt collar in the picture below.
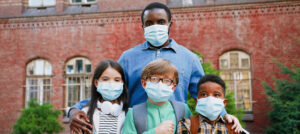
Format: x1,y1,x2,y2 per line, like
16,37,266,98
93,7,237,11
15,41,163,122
146,99,171,109
142,38,178,53
198,114,226,124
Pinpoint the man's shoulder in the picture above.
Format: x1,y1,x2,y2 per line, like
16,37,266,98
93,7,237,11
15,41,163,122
172,41,198,59
124,43,145,53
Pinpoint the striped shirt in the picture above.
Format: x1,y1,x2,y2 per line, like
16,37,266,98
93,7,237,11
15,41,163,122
98,111,118,134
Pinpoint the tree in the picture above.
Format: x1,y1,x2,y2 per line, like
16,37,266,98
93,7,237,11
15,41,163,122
187,50,245,127
263,61,300,134
12,99,64,134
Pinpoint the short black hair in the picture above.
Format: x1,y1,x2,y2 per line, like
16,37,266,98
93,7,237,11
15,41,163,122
141,2,172,25
197,74,226,95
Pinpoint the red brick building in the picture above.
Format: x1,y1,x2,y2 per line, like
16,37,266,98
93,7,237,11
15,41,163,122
0,0,299,133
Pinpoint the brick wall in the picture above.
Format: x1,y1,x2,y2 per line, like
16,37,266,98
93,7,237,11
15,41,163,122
0,1,299,134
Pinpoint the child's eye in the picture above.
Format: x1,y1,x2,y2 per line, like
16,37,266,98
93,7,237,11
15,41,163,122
200,93,207,97
214,93,220,97
115,79,121,82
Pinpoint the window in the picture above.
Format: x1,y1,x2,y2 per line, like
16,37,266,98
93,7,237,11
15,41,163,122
29,0,56,7
26,59,52,105
70,0,97,4
65,57,92,107
219,51,252,111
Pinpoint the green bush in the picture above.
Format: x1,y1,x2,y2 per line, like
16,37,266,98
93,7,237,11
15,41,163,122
263,61,300,133
12,99,64,134
188,50,245,127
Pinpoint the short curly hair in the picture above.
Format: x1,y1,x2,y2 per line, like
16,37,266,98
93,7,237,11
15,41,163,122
197,74,226,95
141,2,172,25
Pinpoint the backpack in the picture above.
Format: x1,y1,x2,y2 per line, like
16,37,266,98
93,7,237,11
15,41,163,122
133,100,185,134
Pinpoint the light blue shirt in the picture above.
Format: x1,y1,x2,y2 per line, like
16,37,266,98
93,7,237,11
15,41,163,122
118,39,204,106
68,39,205,116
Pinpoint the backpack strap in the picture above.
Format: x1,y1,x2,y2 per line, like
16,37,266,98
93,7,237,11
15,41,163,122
190,115,200,134
169,100,185,123
133,102,147,134
169,100,185,134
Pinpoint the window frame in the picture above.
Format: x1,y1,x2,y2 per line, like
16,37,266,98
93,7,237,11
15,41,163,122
64,57,92,108
69,0,97,5
28,0,56,8
25,59,52,106
219,51,253,112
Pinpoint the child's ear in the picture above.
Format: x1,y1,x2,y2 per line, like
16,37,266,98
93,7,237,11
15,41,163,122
93,79,98,87
194,98,197,104
141,79,146,89
223,99,228,107
171,84,177,91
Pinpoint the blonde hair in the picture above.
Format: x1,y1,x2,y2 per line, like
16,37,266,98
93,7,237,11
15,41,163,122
141,59,179,84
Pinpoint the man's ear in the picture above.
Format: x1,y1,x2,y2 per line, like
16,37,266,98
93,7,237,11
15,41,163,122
223,99,228,107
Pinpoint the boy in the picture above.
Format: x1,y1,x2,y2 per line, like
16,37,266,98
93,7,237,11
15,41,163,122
122,58,192,134
177,74,239,134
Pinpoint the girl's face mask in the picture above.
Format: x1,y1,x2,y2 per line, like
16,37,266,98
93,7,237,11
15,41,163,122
97,82,123,101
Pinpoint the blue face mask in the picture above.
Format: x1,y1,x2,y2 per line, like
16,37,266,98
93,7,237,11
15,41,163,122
195,96,225,121
97,82,124,101
145,82,174,103
144,24,169,47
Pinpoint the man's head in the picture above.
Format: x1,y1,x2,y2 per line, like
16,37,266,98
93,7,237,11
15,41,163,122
141,2,172,27
197,74,227,103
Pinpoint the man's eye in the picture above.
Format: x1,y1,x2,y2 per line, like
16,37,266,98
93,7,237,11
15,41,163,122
158,20,165,24
145,21,153,26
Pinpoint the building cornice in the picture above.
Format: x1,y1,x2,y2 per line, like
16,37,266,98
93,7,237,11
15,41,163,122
0,1,299,29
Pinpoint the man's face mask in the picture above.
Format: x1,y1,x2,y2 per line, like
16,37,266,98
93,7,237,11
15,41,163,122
144,24,169,47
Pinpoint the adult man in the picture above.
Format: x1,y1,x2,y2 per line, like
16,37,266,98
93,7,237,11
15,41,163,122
69,2,242,134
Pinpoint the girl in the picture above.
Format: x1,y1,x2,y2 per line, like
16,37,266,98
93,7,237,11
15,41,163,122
81,59,129,134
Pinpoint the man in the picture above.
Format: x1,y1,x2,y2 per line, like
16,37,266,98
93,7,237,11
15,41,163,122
69,2,242,134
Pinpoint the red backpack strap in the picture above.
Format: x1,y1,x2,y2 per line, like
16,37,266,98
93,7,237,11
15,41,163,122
190,115,200,134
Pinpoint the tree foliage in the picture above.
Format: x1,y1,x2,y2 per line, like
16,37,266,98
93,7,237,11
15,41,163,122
263,61,300,134
187,50,245,127
12,99,64,134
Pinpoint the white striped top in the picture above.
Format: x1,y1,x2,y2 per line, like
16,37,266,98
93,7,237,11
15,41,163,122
82,107,125,134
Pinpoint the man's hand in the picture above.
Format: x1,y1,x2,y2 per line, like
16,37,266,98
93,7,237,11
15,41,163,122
225,114,243,133
155,120,174,134
69,108,93,134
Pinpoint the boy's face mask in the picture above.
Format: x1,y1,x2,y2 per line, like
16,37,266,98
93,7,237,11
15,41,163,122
195,96,225,121
145,81,174,103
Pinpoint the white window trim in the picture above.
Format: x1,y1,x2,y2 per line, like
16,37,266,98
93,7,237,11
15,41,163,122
64,57,92,107
25,77,52,106
219,51,253,111
28,0,56,8
70,0,97,5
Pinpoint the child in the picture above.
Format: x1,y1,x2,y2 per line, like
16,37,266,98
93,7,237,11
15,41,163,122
122,58,192,134
177,74,240,134
81,59,129,134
